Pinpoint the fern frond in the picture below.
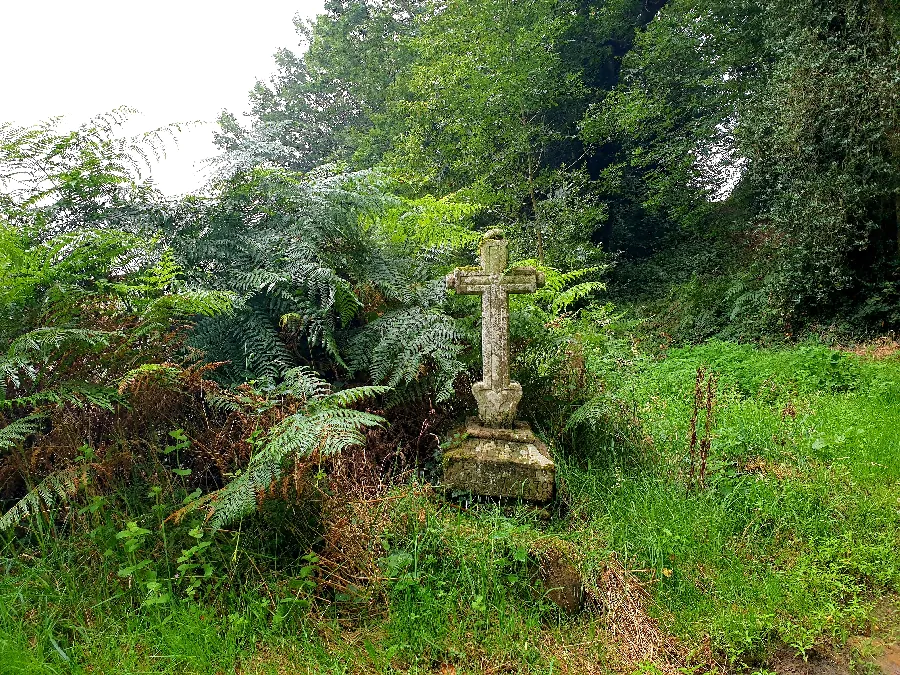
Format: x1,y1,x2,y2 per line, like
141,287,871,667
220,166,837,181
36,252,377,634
278,366,333,401
565,396,609,433
0,413,45,452
197,403,385,530
1,383,121,412
117,363,181,394
152,289,236,319
0,352,34,389
203,392,248,415
7,328,114,362
191,307,293,383
344,307,465,401
508,261,607,318
334,280,362,327
551,280,606,313
376,194,482,252
320,385,389,408
0,465,81,530
233,269,288,295
58,383,121,411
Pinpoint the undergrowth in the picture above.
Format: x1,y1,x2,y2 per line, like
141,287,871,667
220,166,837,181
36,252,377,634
2,335,898,674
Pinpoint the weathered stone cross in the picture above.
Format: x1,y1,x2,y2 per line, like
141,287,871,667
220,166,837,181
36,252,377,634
446,229,545,427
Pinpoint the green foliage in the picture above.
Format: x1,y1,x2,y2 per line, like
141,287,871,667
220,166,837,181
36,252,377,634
594,0,900,330
383,1,579,192
0,414,44,453
172,167,380,379
0,109,183,234
505,263,612,441
217,0,663,269
529,335,900,667
344,306,466,402
0,223,230,454
0,466,81,532
215,0,900,335
373,193,483,253
655,341,862,399
214,0,428,173
171,167,466,401
0,115,237,532
5,3,900,671
368,0,626,267
514,262,607,315
2,335,899,672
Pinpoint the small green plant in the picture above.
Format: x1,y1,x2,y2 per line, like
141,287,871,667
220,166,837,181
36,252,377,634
176,526,213,600
116,520,170,607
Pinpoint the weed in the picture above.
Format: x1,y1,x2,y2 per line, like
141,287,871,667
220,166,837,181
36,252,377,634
688,367,717,490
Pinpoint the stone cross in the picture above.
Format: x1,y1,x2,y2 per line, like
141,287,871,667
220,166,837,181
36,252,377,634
446,229,545,427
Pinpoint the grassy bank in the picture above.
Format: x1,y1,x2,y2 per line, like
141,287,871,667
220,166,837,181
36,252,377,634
2,340,899,674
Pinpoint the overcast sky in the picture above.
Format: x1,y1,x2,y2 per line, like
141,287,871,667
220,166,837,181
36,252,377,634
1,0,325,195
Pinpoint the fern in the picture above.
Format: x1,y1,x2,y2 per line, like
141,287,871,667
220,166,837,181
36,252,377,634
203,391,248,415
509,261,606,317
0,465,82,531
375,193,483,253
166,166,478,405
0,413,45,452
191,305,295,383
0,108,190,198
565,396,613,433
139,289,236,325
171,167,449,386
344,307,466,402
551,280,606,314
6,328,114,362
199,406,383,531
564,392,644,452
0,113,261,536
275,366,335,401
182,369,388,530
0,352,33,390
117,363,182,394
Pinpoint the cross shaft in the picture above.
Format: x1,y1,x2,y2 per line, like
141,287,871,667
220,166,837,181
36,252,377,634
446,230,544,427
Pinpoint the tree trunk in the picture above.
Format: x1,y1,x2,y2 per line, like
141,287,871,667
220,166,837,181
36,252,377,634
527,152,544,263
895,193,900,258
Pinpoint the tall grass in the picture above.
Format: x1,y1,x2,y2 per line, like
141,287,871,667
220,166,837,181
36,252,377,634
563,340,900,663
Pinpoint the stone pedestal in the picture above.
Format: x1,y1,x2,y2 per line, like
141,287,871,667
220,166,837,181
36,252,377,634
442,419,555,502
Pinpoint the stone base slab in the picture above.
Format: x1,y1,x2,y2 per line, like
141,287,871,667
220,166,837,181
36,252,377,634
442,420,555,502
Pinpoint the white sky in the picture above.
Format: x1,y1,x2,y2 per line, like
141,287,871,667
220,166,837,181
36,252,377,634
1,0,325,196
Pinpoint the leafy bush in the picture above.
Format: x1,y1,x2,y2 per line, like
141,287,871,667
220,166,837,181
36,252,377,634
180,367,386,531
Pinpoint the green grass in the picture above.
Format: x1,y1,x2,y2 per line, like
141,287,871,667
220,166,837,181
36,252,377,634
0,499,573,674
565,340,900,663
1,339,898,673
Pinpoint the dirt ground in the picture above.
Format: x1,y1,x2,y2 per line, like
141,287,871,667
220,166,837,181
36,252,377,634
773,597,900,675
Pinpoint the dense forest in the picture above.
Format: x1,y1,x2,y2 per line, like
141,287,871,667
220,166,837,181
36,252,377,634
1,1,899,673
218,0,900,336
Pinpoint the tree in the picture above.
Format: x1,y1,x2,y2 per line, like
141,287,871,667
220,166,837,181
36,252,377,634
589,0,900,329
214,0,427,173
218,0,671,269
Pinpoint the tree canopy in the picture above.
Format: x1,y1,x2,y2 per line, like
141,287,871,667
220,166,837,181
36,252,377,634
217,0,899,334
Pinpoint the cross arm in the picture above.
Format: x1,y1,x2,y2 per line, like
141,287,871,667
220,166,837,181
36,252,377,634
500,267,546,294
446,268,492,295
